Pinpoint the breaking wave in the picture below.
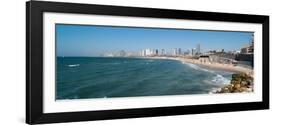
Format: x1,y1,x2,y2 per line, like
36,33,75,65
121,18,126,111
211,74,230,85
182,62,214,73
182,62,231,85
68,64,80,67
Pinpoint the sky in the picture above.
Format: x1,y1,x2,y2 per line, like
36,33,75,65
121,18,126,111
56,24,253,57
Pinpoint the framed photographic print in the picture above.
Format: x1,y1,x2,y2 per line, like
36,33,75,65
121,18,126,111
26,1,269,124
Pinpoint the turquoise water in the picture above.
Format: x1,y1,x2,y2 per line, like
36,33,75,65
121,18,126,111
56,57,233,100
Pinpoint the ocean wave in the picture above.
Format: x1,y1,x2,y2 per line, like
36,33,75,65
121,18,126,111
183,62,230,85
208,75,231,93
182,62,214,73
211,74,230,85
68,64,80,67
209,87,221,94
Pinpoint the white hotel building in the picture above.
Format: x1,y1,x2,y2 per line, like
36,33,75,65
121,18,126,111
140,48,162,57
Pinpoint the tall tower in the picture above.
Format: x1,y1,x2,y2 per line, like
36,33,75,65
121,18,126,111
178,48,181,55
191,48,196,56
156,49,158,55
196,44,201,55
161,49,165,55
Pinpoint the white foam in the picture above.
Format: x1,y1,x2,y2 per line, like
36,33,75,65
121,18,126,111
183,62,231,86
211,74,231,85
182,62,214,73
68,64,80,67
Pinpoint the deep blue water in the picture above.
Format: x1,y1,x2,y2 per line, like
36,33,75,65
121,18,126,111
56,57,233,100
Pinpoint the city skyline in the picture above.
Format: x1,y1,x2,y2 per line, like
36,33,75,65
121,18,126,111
56,24,253,57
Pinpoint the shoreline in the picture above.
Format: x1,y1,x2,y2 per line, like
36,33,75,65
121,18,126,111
145,56,254,93
145,56,253,77
59,56,253,75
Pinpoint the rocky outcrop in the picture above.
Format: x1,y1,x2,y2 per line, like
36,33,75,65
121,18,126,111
216,73,253,93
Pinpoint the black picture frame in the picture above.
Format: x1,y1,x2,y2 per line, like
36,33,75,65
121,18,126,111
26,1,269,124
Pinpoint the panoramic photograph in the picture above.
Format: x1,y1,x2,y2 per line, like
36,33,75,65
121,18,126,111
55,24,254,100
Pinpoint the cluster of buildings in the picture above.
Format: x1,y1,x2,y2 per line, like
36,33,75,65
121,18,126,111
184,44,201,56
100,50,138,57
240,34,254,54
100,34,254,67
140,49,164,57
198,34,254,66
139,44,201,57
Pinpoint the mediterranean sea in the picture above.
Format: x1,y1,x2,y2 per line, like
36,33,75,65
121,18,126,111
56,57,233,100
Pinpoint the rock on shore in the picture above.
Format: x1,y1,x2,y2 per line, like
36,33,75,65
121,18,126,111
216,73,253,93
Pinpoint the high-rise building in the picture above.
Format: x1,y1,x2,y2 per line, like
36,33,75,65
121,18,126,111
173,48,177,56
156,49,158,55
153,49,157,55
145,49,151,56
178,48,182,55
184,49,190,55
141,49,146,56
196,44,201,55
172,48,182,56
189,49,192,56
191,48,196,56
119,50,126,57
161,49,166,56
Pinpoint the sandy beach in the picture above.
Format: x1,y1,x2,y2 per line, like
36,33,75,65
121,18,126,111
146,56,253,77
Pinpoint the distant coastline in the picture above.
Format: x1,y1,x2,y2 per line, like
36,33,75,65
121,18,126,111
144,56,253,75
58,56,253,77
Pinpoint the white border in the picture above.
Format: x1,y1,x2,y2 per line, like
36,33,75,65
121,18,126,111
43,12,263,113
